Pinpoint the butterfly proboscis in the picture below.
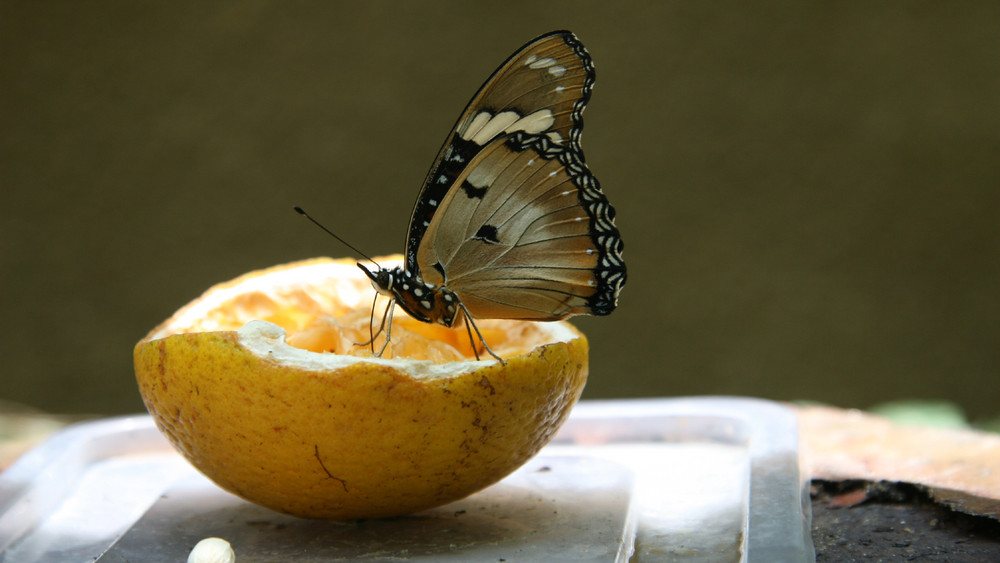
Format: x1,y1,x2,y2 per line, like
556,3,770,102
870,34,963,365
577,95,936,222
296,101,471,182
294,206,503,363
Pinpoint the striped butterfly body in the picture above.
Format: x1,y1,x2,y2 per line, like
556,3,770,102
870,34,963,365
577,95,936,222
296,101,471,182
359,30,626,362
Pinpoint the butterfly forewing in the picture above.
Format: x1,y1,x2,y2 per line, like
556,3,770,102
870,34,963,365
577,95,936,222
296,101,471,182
405,31,596,273
453,37,592,150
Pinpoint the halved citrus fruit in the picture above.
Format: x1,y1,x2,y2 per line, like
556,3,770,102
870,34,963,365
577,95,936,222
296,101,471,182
133,256,588,520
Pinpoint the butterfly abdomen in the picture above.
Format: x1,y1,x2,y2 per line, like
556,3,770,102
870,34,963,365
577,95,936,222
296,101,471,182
398,284,462,328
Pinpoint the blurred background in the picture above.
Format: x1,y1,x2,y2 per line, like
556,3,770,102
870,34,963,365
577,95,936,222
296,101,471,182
2,3,997,420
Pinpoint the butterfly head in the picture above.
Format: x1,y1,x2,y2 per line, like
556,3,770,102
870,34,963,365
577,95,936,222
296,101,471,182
357,263,400,297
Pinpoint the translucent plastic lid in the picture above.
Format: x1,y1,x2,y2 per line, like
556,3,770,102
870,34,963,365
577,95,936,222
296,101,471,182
0,397,813,562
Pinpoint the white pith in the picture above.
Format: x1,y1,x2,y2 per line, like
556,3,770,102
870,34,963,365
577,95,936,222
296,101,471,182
149,257,579,378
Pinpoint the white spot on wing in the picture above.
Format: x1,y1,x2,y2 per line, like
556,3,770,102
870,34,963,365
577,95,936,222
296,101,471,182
548,65,567,77
504,109,554,135
529,57,557,69
466,165,494,188
460,111,493,141
546,131,563,144
471,111,520,145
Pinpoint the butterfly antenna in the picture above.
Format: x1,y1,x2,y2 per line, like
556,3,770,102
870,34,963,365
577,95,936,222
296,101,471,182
293,206,379,267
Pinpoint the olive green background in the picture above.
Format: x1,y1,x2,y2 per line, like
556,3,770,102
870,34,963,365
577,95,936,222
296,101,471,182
2,3,997,417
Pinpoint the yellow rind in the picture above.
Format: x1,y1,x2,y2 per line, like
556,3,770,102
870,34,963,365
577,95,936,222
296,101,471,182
133,258,589,519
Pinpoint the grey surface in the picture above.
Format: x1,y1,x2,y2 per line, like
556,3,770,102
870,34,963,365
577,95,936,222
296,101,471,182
0,398,813,562
99,459,634,563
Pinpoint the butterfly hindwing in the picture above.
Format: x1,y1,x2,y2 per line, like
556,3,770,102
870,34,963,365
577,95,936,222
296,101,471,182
417,129,624,320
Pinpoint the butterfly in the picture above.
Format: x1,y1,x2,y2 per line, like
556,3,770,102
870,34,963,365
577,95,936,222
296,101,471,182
356,30,626,362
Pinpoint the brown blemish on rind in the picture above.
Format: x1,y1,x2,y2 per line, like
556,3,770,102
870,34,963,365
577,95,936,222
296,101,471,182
477,375,496,395
314,444,349,493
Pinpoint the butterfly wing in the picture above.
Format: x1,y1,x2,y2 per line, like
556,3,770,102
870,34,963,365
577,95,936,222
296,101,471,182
405,30,597,273
406,31,625,321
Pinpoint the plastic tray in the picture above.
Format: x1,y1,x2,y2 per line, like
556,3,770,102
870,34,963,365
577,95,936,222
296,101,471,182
0,397,813,562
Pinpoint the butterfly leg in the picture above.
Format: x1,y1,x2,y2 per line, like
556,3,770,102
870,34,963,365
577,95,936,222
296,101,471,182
458,302,506,365
375,299,396,357
462,319,480,361
374,301,395,357
356,296,395,357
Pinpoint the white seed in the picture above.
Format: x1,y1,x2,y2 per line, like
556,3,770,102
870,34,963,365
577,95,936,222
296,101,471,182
188,537,235,563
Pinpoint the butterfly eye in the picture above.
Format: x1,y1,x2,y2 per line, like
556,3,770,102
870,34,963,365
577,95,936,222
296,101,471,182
357,263,391,295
